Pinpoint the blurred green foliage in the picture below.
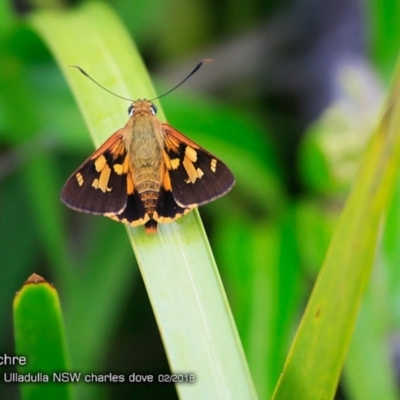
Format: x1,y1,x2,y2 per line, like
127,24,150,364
2,0,400,399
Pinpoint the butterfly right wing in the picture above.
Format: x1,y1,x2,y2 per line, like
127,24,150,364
161,123,235,208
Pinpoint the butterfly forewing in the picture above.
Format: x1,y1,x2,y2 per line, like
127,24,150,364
61,131,130,215
162,123,235,207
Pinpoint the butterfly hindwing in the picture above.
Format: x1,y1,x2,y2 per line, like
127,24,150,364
61,130,130,215
162,123,235,208
108,173,149,226
153,186,192,224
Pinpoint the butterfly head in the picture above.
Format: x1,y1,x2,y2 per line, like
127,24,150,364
128,100,157,118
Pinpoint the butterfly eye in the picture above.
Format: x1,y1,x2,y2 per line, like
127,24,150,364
128,105,134,115
150,103,157,114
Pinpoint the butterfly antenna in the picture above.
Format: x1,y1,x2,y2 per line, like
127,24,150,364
70,66,134,102
151,59,212,101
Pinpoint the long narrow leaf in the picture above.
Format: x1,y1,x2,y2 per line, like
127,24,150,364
29,3,256,399
14,274,71,400
273,62,400,399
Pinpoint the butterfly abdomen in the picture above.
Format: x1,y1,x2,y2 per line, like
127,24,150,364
134,169,162,215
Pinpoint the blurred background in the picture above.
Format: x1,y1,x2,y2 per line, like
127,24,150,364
1,0,400,399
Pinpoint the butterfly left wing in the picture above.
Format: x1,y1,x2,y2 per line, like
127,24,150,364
61,130,147,227
160,123,235,209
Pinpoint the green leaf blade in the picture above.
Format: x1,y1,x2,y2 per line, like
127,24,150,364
272,62,400,400
29,4,257,399
13,274,71,400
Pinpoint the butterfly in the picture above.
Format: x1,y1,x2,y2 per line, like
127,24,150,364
61,64,235,233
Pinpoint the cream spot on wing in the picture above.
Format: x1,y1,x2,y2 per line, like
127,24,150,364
113,163,124,175
170,158,180,170
196,168,204,179
92,178,99,189
183,157,198,183
210,158,217,173
185,146,197,162
76,173,84,186
94,155,107,172
92,164,112,193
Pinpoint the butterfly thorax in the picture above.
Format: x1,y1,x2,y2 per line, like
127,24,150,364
124,102,164,217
